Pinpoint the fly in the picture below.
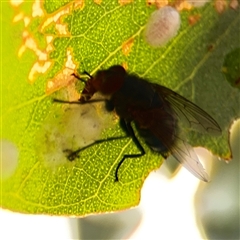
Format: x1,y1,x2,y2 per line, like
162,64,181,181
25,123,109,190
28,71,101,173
54,65,221,182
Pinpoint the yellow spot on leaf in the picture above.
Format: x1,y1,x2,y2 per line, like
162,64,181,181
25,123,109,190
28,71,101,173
230,0,239,9
221,66,228,74
94,0,102,4
10,0,23,7
74,0,85,9
122,38,134,56
214,0,228,14
23,16,31,27
119,0,133,5
122,62,128,71
13,12,24,22
175,0,192,11
188,14,201,25
146,0,169,8
13,13,30,27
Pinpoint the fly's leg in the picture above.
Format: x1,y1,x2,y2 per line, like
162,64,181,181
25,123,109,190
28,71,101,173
64,136,127,161
81,71,92,79
53,98,119,158
53,100,145,181
53,98,106,104
71,71,92,83
115,120,145,182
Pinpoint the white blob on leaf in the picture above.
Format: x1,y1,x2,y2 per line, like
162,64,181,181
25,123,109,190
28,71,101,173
0,140,19,179
144,6,181,47
38,98,112,169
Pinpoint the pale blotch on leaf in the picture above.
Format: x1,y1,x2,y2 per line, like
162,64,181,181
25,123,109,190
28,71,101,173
38,98,112,170
13,0,53,83
46,70,77,95
46,36,54,52
0,140,19,179
46,49,77,95
186,0,211,7
55,23,68,35
144,6,181,47
41,6,71,32
18,30,52,82
13,12,30,26
29,61,52,82
32,0,44,17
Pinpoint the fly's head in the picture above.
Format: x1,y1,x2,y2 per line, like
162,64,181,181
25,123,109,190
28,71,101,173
79,77,97,103
93,65,126,95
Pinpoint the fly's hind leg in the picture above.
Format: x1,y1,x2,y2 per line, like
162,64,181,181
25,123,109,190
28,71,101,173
64,136,127,161
115,120,145,182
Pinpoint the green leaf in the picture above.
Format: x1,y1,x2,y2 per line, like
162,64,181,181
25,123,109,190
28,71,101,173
222,48,240,89
1,1,239,216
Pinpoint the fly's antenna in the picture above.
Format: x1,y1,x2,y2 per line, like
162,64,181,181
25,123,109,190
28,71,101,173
82,71,92,79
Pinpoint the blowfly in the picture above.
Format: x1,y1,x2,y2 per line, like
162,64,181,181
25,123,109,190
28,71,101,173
54,65,221,182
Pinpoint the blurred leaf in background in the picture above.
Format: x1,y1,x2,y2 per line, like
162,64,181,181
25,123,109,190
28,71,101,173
195,119,240,240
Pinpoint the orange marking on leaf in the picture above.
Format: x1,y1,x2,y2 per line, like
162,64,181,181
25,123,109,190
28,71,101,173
122,38,134,56
188,14,201,26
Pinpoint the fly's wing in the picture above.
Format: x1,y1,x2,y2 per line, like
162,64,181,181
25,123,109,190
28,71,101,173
153,84,221,135
150,84,221,180
144,108,209,182
170,136,209,182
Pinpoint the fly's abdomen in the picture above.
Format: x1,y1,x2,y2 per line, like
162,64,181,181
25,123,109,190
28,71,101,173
137,127,169,153
134,107,177,155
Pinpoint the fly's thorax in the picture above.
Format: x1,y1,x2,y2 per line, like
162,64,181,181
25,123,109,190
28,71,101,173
111,74,163,121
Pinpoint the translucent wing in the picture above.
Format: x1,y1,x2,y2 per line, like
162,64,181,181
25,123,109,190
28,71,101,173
153,84,221,135
133,107,209,181
170,136,209,181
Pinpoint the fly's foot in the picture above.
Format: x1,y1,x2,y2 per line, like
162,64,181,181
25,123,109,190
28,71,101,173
63,149,79,161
